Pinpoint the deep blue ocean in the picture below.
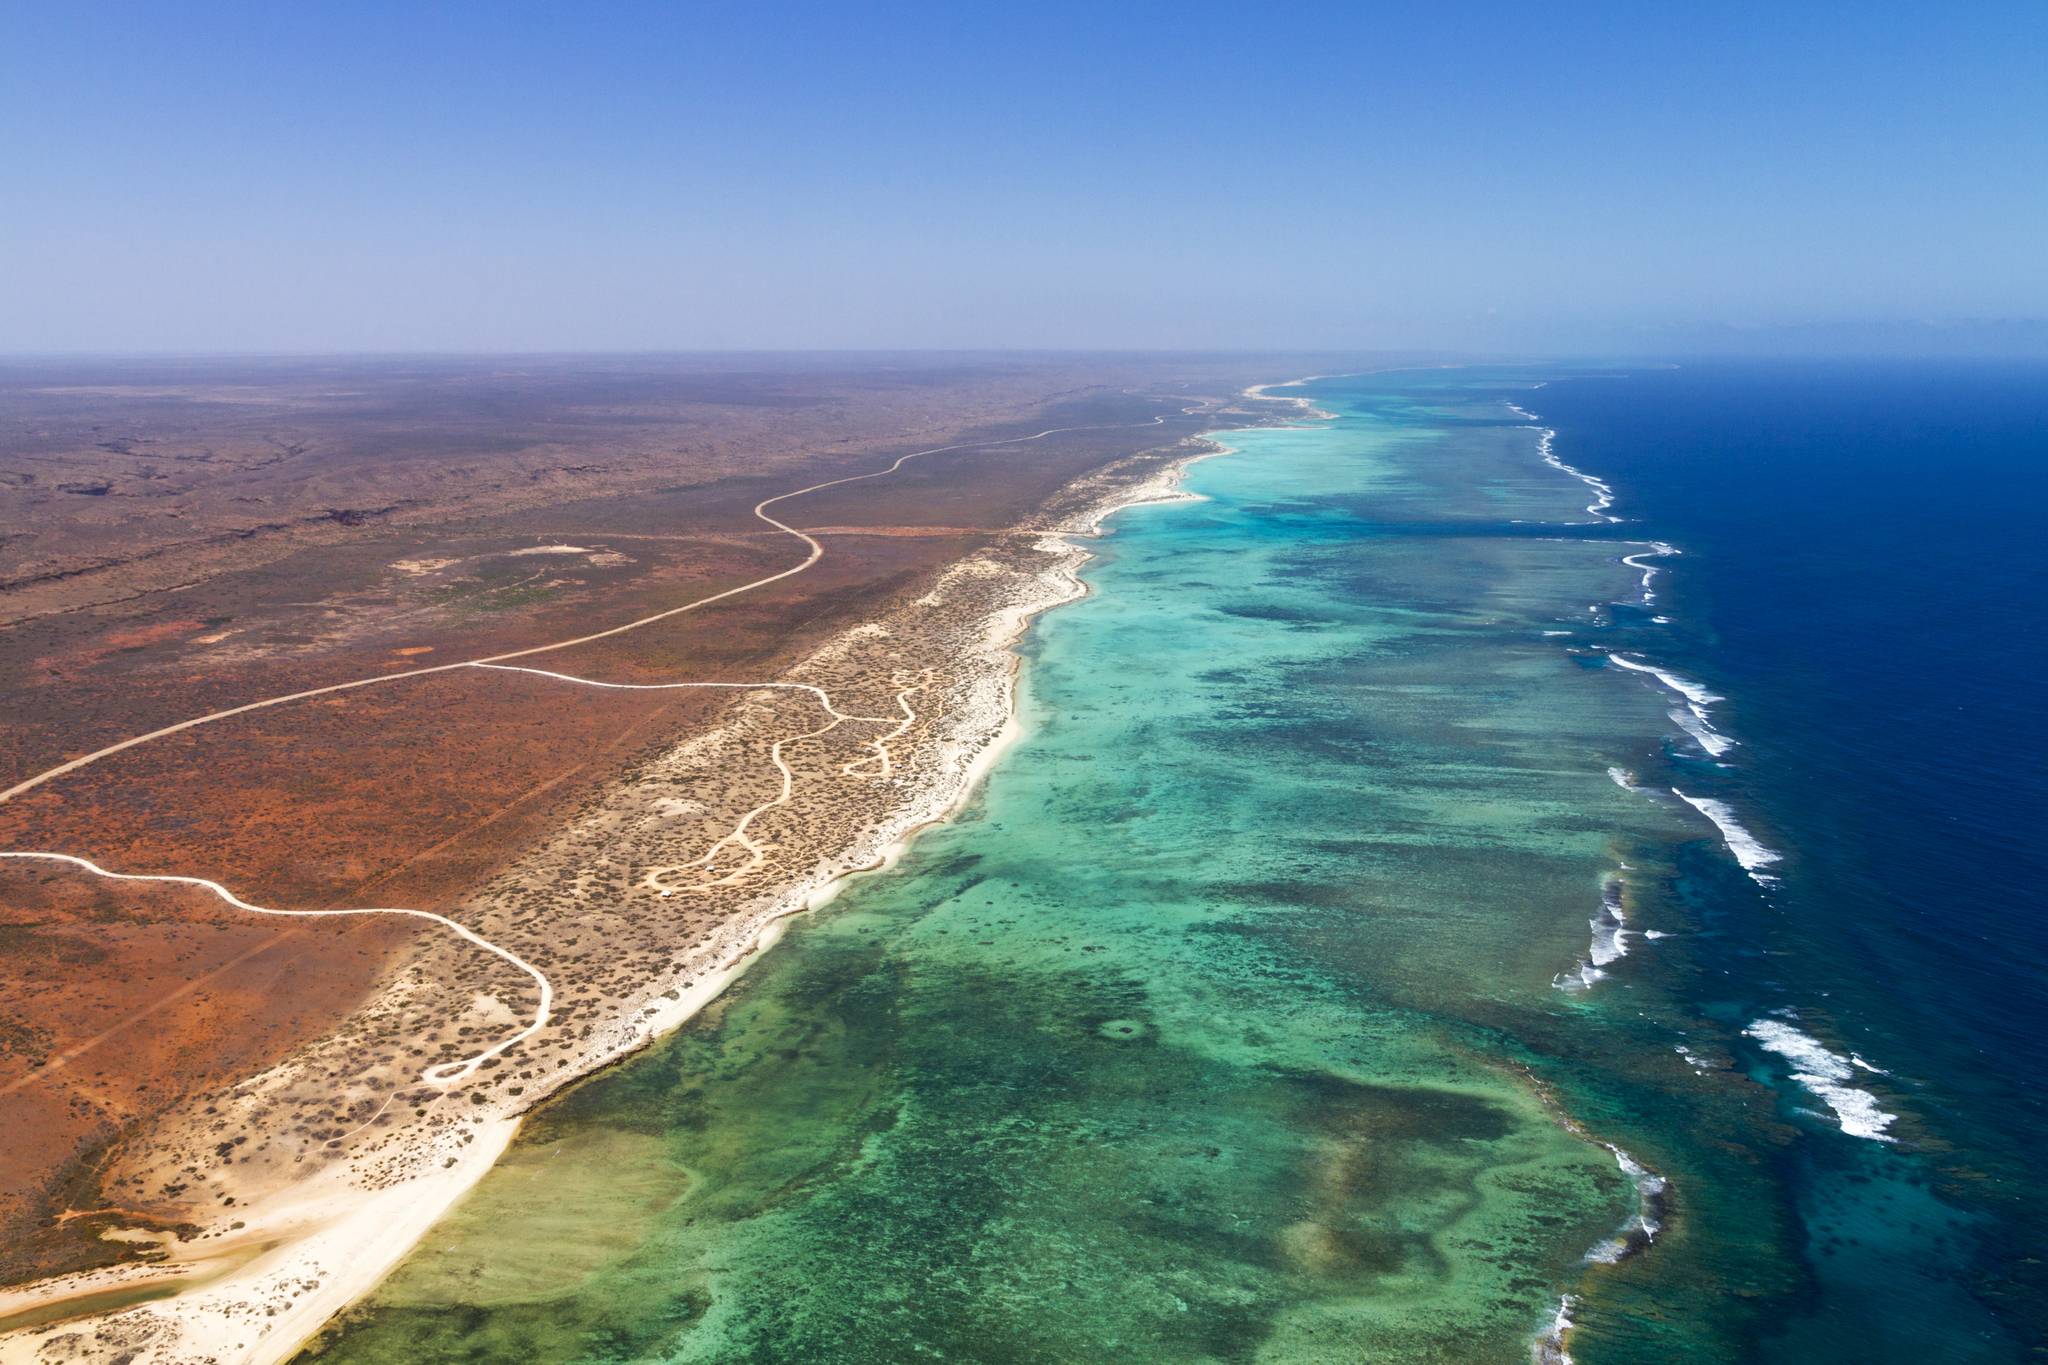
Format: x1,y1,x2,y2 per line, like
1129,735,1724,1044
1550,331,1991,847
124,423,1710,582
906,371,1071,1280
1532,360,2048,1358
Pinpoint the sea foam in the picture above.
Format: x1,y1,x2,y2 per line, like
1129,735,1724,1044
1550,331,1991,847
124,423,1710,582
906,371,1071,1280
1533,1295,1577,1364
1556,875,1631,991
1668,706,1735,758
1534,1130,1672,1361
1586,1143,1670,1262
1509,402,1622,522
1607,654,1736,757
1606,652,1719,708
1673,790,1782,884
1618,540,1679,606
1743,1018,1898,1142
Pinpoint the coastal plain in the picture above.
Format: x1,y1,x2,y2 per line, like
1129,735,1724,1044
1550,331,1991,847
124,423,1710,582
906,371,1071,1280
0,353,1325,1361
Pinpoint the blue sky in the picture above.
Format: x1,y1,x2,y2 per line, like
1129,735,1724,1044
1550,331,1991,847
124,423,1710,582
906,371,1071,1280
4,1,2044,352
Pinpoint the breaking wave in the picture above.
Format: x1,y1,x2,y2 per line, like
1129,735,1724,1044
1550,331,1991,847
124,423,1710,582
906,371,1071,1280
1510,401,1621,522
1586,1143,1671,1263
1556,874,1631,991
1533,1295,1578,1364
1673,790,1782,885
1606,653,1736,758
1744,1017,1898,1142
1619,541,1679,606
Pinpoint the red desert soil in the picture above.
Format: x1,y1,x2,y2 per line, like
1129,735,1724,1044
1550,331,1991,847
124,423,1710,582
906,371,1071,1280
0,352,1305,1286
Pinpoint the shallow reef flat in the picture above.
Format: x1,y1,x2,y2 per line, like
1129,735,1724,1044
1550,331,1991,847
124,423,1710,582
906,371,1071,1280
306,372,1740,1362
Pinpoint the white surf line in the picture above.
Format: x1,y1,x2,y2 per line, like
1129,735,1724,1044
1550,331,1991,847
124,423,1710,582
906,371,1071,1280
1672,790,1782,885
1507,400,1620,523
0,414,1172,810
1534,1294,1578,1364
1605,652,1735,758
1618,540,1679,607
0,852,550,1089
1742,1017,1897,1142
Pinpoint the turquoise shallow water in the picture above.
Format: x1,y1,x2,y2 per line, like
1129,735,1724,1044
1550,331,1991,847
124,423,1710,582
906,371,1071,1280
305,370,1997,1361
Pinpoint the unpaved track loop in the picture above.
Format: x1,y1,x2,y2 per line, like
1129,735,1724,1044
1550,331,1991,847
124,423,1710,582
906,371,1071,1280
0,851,550,1088
0,411,1176,1081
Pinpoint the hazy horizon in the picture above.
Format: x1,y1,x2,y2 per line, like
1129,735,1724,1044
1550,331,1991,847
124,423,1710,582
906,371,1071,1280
8,324,2048,363
6,1,2045,355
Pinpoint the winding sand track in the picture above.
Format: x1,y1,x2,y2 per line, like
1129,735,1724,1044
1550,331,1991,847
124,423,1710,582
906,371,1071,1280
0,411,1173,1087
0,415,1163,807
468,661,929,892
0,851,550,1088
467,662,922,777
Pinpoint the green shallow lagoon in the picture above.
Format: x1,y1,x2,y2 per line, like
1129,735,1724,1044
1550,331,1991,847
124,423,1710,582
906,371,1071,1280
306,373,1788,1362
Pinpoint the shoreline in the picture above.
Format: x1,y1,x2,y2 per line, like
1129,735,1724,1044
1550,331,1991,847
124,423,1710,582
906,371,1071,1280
0,382,1304,1365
